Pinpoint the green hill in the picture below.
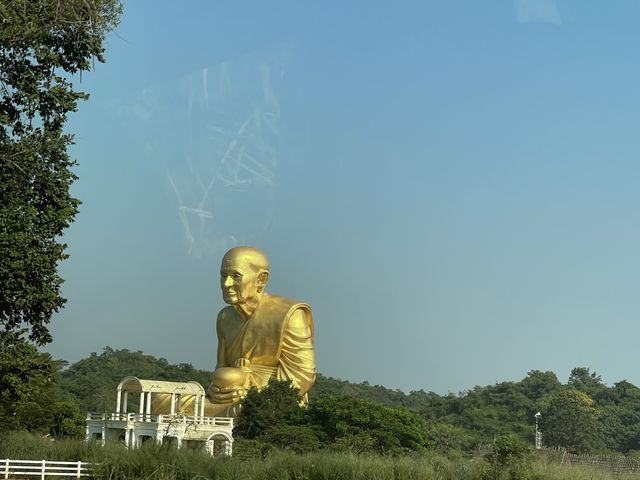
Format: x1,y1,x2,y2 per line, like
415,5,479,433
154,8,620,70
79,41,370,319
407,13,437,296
60,347,211,413
59,347,640,454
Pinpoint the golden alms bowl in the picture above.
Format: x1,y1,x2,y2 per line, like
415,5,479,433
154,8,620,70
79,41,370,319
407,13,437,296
211,367,248,390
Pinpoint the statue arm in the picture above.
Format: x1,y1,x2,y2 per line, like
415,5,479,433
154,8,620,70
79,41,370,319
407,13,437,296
215,313,227,369
277,308,316,396
209,312,244,405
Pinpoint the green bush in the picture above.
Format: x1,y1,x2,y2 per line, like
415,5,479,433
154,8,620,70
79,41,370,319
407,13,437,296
427,422,479,454
481,434,533,480
329,432,377,454
309,395,429,455
261,425,324,454
232,438,273,459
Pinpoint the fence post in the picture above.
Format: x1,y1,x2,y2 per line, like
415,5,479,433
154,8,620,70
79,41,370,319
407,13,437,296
77,460,82,478
4,459,8,480
41,459,46,480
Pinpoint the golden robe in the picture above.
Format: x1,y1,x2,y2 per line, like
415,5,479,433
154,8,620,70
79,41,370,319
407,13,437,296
215,293,316,397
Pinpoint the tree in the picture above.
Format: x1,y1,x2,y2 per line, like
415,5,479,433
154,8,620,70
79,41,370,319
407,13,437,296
519,370,561,400
60,347,212,413
309,395,429,455
233,379,429,455
568,367,607,399
0,0,122,345
49,399,86,439
540,388,604,453
426,422,479,454
234,378,307,440
232,378,326,455
0,330,54,431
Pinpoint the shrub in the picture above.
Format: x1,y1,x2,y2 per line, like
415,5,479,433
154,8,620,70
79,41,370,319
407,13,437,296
261,425,323,454
481,434,533,480
232,438,273,460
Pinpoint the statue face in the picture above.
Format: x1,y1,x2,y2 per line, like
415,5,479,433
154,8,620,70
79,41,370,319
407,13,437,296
220,256,263,307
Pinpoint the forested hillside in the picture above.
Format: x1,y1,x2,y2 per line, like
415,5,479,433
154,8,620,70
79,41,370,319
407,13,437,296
60,347,211,413
60,348,640,454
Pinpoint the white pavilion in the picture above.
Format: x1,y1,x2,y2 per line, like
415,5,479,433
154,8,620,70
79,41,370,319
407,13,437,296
85,376,234,455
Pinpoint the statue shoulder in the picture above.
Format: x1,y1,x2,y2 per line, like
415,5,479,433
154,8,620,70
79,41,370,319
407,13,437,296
262,294,313,334
216,305,237,326
262,293,311,313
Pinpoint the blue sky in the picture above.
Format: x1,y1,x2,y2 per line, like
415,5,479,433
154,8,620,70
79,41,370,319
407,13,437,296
48,0,640,394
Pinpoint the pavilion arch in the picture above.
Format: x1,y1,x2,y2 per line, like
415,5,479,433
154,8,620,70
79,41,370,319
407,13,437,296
116,376,206,417
206,432,233,456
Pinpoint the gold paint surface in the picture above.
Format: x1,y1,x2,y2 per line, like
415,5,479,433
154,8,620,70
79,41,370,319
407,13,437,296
205,246,316,416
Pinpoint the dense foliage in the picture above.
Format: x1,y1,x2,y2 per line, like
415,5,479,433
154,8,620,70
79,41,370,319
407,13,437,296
0,0,121,435
235,378,429,455
56,348,640,456
0,0,122,345
7,345,640,457
540,389,603,453
0,331,84,436
60,347,212,413
481,434,534,480
234,378,309,440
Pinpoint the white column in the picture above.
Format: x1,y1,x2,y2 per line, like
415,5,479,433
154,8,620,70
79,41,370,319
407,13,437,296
200,395,205,417
139,392,145,414
146,392,152,415
122,391,128,413
194,395,199,418
170,393,176,415
116,390,122,413
226,438,233,456
175,394,181,414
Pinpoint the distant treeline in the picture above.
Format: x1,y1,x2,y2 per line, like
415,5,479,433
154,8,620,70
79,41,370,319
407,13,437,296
55,347,640,455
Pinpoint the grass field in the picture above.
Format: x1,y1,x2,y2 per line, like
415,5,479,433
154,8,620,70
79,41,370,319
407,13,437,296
0,431,635,480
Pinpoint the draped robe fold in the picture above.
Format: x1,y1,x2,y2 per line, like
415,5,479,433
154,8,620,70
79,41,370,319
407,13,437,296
214,293,316,398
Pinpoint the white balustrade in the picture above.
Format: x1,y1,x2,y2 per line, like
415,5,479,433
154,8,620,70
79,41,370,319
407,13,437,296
87,412,232,426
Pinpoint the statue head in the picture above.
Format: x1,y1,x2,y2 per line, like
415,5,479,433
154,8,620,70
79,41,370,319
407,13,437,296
220,246,270,309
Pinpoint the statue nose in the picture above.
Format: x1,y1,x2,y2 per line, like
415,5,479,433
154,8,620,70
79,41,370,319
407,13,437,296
223,276,234,287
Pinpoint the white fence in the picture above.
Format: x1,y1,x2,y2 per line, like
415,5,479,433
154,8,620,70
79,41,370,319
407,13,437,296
86,412,233,426
1,459,89,479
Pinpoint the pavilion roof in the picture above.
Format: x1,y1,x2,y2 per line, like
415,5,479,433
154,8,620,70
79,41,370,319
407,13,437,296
117,376,205,396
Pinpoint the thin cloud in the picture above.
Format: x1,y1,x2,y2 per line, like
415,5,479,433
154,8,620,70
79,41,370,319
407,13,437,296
515,0,562,25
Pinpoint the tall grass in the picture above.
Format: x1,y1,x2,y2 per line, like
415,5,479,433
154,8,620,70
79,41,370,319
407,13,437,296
0,431,637,480
0,431,103,461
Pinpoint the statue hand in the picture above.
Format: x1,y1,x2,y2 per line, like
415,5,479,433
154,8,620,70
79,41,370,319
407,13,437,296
209,386,246,404
234,358,251,368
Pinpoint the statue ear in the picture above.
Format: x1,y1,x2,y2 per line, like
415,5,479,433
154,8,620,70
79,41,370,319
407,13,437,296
257,271,269,291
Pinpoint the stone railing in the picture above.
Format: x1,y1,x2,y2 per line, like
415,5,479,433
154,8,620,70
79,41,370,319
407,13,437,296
86,413,158,422
86,412,232,426
158,415,233,426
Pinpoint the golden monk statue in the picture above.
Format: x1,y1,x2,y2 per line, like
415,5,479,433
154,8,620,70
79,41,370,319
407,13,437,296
205,246,316,416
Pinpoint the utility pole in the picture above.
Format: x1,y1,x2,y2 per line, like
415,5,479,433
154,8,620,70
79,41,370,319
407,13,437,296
534,412,542,449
